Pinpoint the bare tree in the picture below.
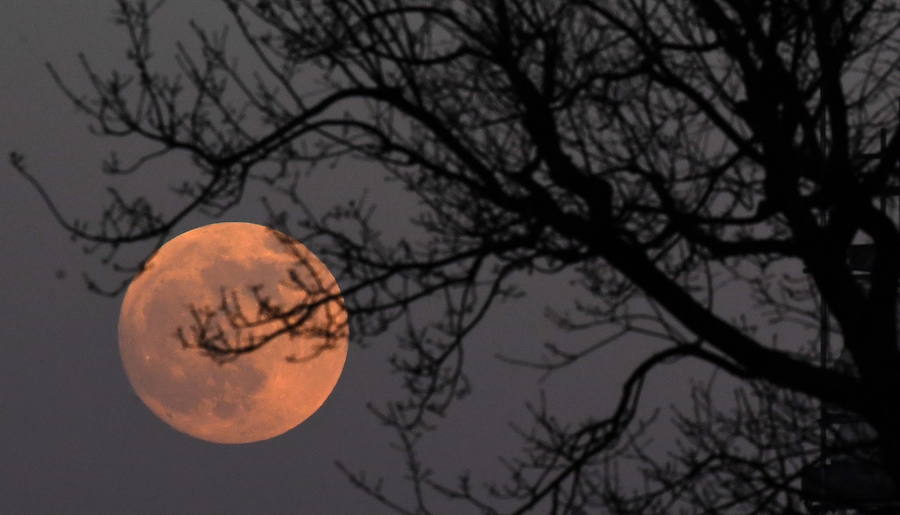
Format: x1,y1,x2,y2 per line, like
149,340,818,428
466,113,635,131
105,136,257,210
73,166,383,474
11,0,900,512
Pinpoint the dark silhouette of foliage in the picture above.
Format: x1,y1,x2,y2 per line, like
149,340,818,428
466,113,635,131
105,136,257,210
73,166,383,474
12,0,900,512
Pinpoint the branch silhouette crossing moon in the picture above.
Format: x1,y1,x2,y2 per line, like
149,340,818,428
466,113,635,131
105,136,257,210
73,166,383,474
117,222,348,444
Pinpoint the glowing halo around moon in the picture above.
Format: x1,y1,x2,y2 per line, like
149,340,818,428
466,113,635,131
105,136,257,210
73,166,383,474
117,222,348,444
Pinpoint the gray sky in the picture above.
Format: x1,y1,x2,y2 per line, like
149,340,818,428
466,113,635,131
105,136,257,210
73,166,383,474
0,4,398,513
0,2,737,514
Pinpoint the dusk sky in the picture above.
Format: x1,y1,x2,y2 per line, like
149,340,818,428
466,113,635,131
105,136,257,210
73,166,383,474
2,2,738,513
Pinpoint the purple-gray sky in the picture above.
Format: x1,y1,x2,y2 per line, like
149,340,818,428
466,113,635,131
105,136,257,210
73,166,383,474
1,2,734,513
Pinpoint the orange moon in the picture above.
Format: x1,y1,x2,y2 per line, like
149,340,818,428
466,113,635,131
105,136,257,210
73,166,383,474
117,222,348,444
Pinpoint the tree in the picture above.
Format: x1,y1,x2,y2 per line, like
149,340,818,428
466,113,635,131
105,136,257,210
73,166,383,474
11,0,900,512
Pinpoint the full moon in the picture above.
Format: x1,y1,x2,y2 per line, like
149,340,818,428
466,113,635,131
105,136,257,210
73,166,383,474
117,222,348,444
